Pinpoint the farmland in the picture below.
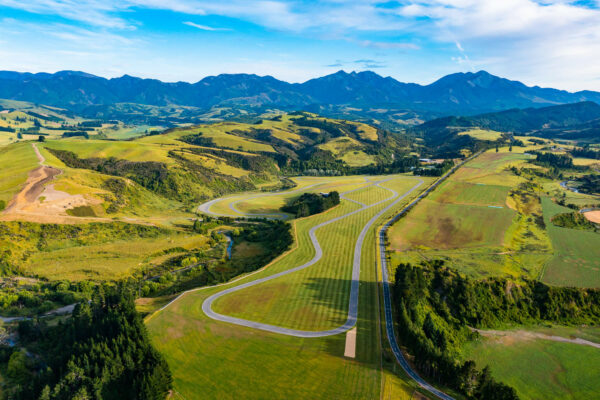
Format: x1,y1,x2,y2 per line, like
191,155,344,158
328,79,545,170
540,197,600,287
462,326,600,400
146,174,433,399
388,149,552,279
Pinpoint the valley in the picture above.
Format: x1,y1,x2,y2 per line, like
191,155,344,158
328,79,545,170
0,72,598,400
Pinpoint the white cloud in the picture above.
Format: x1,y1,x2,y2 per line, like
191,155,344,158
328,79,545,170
394,0,600,90
183,21,231,31
1,0,599,89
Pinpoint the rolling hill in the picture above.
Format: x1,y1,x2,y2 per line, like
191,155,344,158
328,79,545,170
413,102,600,154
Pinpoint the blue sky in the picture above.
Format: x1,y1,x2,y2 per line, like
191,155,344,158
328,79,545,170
0,0,599,91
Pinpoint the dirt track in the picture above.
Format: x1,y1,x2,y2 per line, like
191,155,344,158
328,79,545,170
3,143,62,213
475,329,600,349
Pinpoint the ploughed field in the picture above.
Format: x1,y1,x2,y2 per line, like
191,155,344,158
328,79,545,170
146,174,433,400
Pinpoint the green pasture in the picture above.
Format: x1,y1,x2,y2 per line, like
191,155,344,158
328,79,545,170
540,197,600,288
389,199,514,251
42,138,176,164
457,128,503,141
387,149,558,280
100,124,165,140
318,136,375,167
428,180,510,207
462,330,600,400
0,142,39,205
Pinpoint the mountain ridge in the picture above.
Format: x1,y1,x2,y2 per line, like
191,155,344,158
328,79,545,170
1,69,599,116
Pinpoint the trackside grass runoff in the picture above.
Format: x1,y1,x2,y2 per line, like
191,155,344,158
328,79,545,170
146,174,431,400
540,197,600,288
462,328,600,400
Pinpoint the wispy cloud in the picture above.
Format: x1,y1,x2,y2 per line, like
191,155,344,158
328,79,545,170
183,21,231,31
357,40,419,50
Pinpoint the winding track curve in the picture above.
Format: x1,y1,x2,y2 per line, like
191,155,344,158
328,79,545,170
199,176,424,337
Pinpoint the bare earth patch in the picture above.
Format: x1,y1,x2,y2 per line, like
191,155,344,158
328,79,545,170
1,143,101,223
344,327,357,358
584,210,600,224
475,329,600,349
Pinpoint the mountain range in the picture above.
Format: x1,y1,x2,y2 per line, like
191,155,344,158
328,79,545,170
1,70,599,117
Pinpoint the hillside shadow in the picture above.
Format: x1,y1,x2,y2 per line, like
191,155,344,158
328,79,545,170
302,277,382,364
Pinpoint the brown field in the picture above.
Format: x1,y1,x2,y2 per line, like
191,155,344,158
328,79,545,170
584,210,600,223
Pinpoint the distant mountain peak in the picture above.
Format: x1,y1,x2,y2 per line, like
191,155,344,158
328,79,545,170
0,69,598,115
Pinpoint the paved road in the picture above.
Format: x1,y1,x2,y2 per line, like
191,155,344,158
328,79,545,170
378,154,484,400
197,181,329,219
200,176,424,337
0,303,76,323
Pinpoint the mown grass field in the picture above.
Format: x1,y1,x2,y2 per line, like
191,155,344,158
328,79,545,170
462,328,600,400
146,174,430,399
540,197,600,287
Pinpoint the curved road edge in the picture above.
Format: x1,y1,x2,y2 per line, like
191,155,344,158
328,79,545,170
201,177,425,337
377,152,483,400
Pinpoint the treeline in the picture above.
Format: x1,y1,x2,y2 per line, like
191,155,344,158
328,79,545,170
62,131,89,139
4,285,171,399
392,261,600,399
185,146,278,175
413,160,455,177
141,219,293,296
281,191,340,217
551,212,598,231
46,148,257,204
571,147,600,160
573,174,600,195
532,151,573,169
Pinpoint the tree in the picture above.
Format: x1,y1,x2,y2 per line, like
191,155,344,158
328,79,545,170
38,135,45,142
7,350,31,385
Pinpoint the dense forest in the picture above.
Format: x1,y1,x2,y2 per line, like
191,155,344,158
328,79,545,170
392,260,600,399
281,191,340,217
3,285,172,400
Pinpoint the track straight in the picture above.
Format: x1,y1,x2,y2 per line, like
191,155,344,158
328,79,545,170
200,176,424,337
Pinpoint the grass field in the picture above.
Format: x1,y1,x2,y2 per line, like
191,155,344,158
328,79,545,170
386,150,551,279
540,197,600,288
0,142,39,205
318,137,375,167
458,129,503,141
22,233,206,281
146,174,430,399
462,327,600,400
